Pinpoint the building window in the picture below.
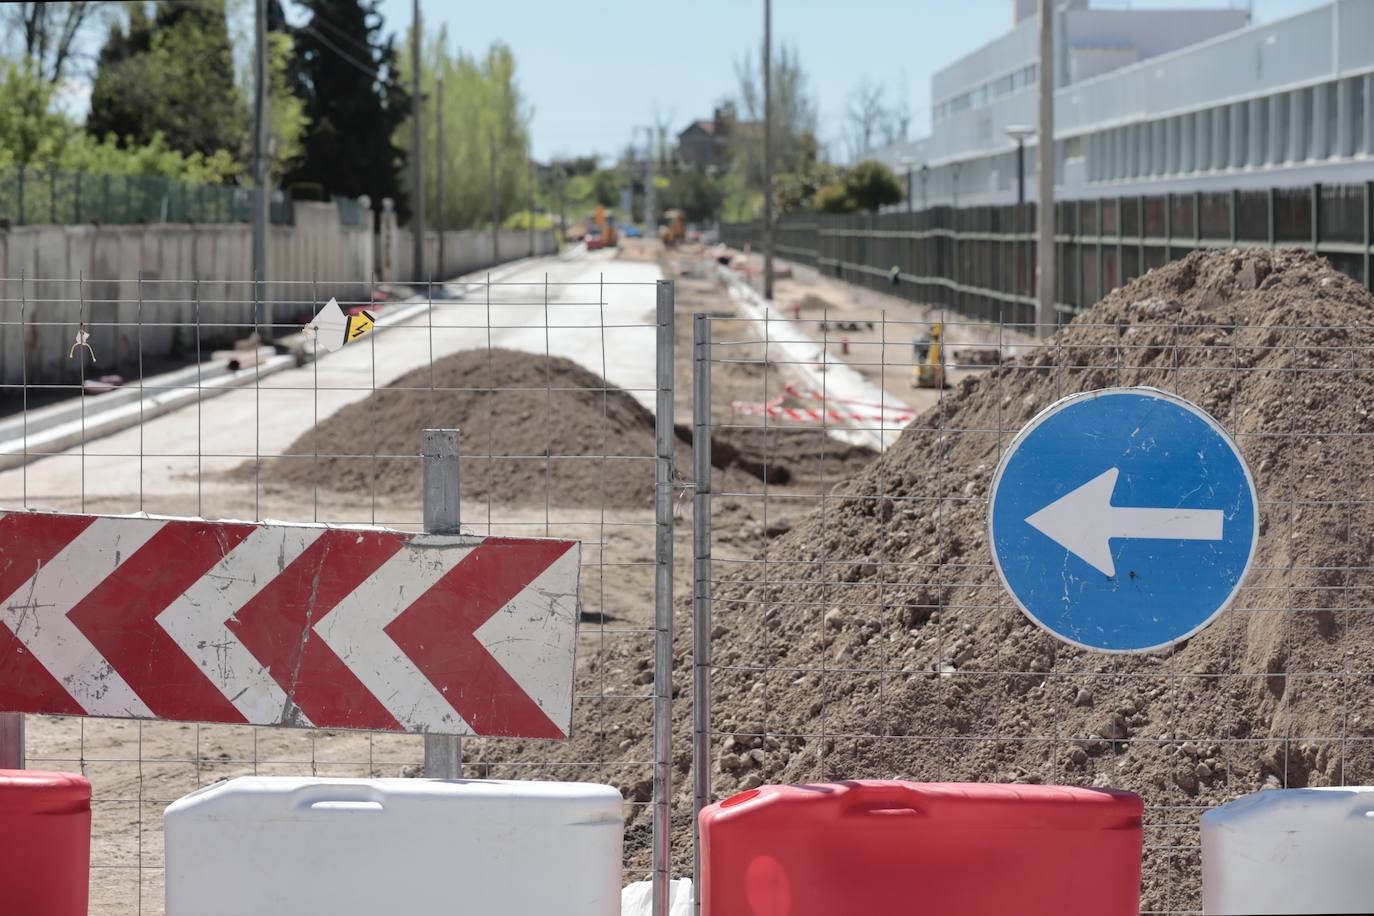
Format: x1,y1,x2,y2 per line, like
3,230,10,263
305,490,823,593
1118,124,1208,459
1214,106,1229,170
1232,103,1247,169
1196,110,1211,171
1254,99,1269,165
1274,93,1290,162
1299,87,1314,160
1324,82,1338,159
1355,78,1367,155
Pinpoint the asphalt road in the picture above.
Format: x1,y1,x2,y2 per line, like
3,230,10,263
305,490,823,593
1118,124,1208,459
0,249,664,520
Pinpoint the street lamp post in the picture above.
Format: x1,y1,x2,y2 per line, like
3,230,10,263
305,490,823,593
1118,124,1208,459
919,163,929,210
900,156,916,213
1006,124,1034,305
1006,124,1033,205
951,163,962,208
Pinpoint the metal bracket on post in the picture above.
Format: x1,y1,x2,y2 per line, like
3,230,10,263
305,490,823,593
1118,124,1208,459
0,713,23,770
422,428,462,779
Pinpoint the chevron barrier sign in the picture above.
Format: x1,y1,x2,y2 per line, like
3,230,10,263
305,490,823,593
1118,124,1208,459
0,510,581,739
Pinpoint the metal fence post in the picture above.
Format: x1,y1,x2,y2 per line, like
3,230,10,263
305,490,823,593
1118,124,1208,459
1312,183,1322,253
0,714,21,769
691,313,712,915
1364,181,1371,291
652,280,675,916
422,428,462,778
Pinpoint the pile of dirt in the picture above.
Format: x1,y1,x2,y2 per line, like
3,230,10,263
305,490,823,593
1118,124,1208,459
697,248,1374,909
473,249,1374,905
247,347,874,511
246,349,663,508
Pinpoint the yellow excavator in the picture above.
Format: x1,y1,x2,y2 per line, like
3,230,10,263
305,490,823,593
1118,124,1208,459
661,209,686,245
912,322,946,389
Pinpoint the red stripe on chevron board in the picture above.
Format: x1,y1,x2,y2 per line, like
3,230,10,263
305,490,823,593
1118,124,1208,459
0,510,581,739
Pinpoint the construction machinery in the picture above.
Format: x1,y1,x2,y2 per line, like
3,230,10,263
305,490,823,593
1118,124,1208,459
661,209,686,245
912,322,947,389
587,205,617,249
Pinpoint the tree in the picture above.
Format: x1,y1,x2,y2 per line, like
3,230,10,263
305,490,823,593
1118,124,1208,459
772,160,842,214
728,44,819,217
286,0,408,208
397,32,533,231
0,61,68,168
0,60,238,181
845,161,903,212
86,1,247,161
3,2,111,86
265,31,308,181
845,79,887,160
814,161,904,214
660,169,724,223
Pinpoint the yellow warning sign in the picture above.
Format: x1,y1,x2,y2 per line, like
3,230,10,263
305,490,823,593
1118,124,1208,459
344,310,376,344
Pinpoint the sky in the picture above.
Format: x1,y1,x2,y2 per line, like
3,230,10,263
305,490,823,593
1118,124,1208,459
376,0,1324,163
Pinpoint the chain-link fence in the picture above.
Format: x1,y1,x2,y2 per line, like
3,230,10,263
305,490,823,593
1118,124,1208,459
0,268,674,915
691,243,1374,914
0,168,304,226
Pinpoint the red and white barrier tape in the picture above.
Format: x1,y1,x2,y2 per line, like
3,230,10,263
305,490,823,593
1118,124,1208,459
731,399,914,424
782,383,912,414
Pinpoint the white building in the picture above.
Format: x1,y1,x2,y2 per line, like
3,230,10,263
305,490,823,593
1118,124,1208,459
873,0,1374,206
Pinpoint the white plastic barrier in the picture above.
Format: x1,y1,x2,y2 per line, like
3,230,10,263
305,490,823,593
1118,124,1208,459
622,878,692,915
1202,786,1374,914
165,777,623,916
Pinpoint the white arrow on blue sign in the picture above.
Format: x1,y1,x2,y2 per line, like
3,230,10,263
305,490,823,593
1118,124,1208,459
988,387,1258,653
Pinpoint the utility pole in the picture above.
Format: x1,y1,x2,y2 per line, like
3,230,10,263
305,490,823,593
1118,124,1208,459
436,74,445,279
643,128,656,239
252,0,269,335
556,162,566,246
529,155,536,257
1037,0,1056,338
490,132,500,264
410,0,425,282
762,0,774,300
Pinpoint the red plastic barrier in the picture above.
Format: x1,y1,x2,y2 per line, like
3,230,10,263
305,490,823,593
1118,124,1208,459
0,769,91,916
699,781,1142,916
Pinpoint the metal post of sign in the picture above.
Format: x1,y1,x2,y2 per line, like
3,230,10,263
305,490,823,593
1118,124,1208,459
0,714,22,769
422,428,462,778
651,280,675,916
690,313,712,915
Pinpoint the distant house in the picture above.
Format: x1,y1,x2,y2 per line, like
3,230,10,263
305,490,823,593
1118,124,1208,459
678,105,737,172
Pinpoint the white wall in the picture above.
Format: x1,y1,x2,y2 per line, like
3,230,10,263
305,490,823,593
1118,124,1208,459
0,201,374,385
376,206,557,283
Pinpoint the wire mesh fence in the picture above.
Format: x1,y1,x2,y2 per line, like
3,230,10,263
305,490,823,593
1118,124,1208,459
690,243,1374,914
0,271,673,915
0,168,302,227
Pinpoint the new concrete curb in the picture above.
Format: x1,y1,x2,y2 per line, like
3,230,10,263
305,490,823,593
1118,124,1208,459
0,253,565,471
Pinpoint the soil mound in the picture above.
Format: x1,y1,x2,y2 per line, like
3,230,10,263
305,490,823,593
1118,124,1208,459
701,248,1374,909
248,348,663,508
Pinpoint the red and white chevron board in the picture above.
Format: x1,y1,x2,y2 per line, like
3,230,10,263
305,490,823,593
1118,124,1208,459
0,510,580,739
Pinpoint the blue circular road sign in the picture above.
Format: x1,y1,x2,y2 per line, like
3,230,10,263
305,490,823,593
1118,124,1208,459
989,387,1258,653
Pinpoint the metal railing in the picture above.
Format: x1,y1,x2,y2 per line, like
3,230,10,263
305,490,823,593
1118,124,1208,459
722,181,1374,327
0,168,312,227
